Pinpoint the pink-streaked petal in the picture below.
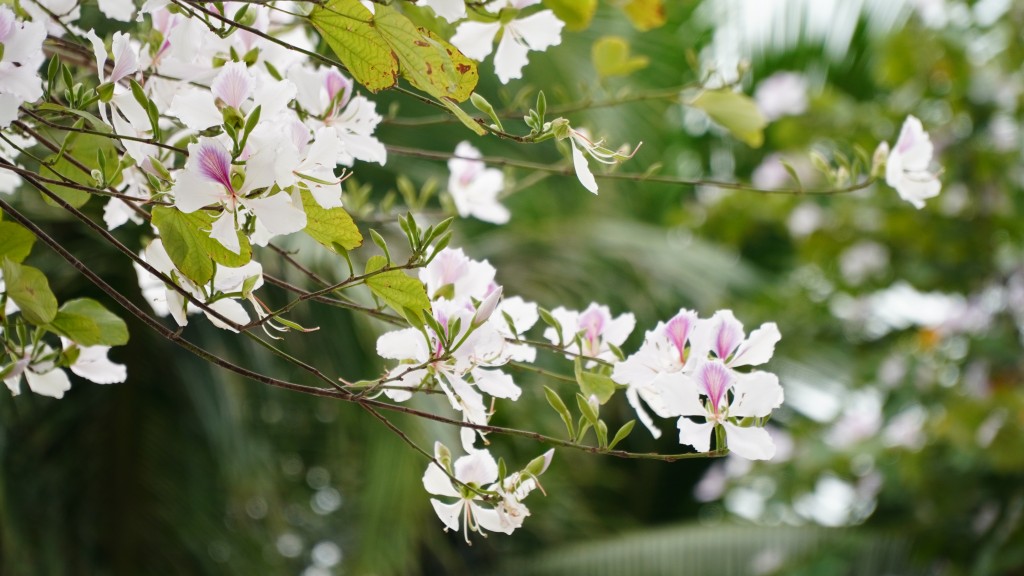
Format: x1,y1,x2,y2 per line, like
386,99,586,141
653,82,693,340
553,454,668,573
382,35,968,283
212,62,253,109
423,463,460,498
722,422,776,460
709,309,745,360
677,418,714,452
451,21,501,61
729,370,784,418
570,139,599,194
730,322,781,368
429,498,464,532
108,32,139,84
193,138,235,190
665,309,699,359
696,360,733,414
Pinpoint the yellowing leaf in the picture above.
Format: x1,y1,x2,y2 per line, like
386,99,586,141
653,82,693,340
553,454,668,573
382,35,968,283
309,0,396,92
544,0,597,31
300,190,363,253
622,0,666,31
592,36,649,79
690,89,767,148
309,0,485,135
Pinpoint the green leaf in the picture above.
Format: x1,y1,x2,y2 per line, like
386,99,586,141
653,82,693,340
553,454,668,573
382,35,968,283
0,221,36,263
574,357,617,404
592,36,649,79
608,419,635,449
544,0,597,30
48,298,129,346
621,0,666,31
300,190,363,253
40,133,118,208
690,89,767,148
364,255,430,323
544,386,575,439
310,0,485,135
1,258,58,325
151,206,252,285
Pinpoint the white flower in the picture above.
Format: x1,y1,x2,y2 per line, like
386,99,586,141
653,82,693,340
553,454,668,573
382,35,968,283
171,137,307,252
423,444,507,541
447,142,508,224
289,66,385,166
3,341,126,399
451,0,564,84
612,309,700,438
0,6,46,127
754,72,809,121
419,247,496,302
543,303,635,365
885,115,941,209
558,125,640,195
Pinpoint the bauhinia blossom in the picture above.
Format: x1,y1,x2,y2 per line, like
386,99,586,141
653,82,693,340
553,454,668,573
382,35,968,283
885,115,941,209
450,0,565,84
0,6,46,127
3,341,126,399
447,141,509,224
544,303,635,364
423,442,552,541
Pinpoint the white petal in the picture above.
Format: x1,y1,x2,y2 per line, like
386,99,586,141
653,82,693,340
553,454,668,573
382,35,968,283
454,449,498,486
208,210,241,254
722,422,776,460
98,0,135,21
655,372,706,417
172,169,226,213
626,387,662,439
243,193,307,238
167,87,222,131
376,328,429,362
423,463,460,497
492,27,530,84
730,322,781,368
205,298,249,331
70,345,127,384
729,370,784,418
513,11,564,52
472,503,512,534
25,368,72,399
677,418,714,452
422,0,465,22
472,368,520,400
570,140,599,194
429,498,464,532
450,21,501,61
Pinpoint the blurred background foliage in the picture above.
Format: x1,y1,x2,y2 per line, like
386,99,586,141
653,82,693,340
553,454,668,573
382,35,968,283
2,0,1024,574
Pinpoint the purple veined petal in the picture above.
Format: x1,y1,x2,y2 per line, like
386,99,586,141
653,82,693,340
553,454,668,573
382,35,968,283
193,138,236,192
108,32,138,85
722,422,776,460
578,304,607,348
696,359,733,415
708,309,745,361
324,68,352,110
665,309,699,361
211,61,253,109
730,322,781,368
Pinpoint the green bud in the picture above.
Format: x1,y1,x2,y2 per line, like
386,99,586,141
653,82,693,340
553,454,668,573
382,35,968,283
97,82,115,103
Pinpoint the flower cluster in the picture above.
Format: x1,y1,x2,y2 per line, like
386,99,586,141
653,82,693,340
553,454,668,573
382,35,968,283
613,309,784,460
423,441,553,541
